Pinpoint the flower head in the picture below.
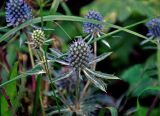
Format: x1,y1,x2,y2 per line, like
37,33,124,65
83,10,104,36
67,38,93,71
32,29,45,48
6,0,32,27
146,18,160,38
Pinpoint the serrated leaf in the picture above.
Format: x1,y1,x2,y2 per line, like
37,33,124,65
50,48,64,58
85,67,119,80
83,70,107,92
55,59,69,65
89,52,112,64
45,70,73,83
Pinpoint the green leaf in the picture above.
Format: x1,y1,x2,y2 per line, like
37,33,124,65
0,15,148,43
85,67,119,80
0,64,45,87
138,86,160,97
92,19,147,43
83,70,107,92
106,107,118,116
50,0,60,15
81,0,156,22
135,100,159,116
1,62,18,116
121,64,155,96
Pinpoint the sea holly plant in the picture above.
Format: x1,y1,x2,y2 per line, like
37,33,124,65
45,37,119,115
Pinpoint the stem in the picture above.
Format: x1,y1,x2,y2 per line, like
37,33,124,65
39,91,45,116
23,30,36,92
93,41,97,70
75,71,80,111
146,94,159,116
32,75,41,116
39,49,61,115
157,43,160,82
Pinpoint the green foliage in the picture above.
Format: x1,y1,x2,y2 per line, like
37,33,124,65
1,62,18,116
81,0,159,22
121,64,156,96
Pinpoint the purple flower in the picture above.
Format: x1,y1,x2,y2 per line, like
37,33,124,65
6,0,32,27
83,10,104,36
146,18,160,37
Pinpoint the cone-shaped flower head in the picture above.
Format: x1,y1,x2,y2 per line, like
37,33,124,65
84,10,104,36
6,0,32,27
67,39,93,71
32,29,45,48
146,18,160,38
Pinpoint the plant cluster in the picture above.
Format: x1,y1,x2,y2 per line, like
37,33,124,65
0,0,160,116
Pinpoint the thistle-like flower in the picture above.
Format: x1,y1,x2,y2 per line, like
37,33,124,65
31,29,45,48
146,18,160,38
6,0,32,27
49,37,119,92
84,10,104,37
67,39,93,71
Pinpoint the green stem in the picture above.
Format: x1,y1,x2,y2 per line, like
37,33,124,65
32,75,41,116
75,70,80,112
39,91,45,116
39,48,61,115
0,88,1,116
157,43,160,83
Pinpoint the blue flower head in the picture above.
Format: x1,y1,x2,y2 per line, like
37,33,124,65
67,38,93,71
6,0,32,27
146,18,160,38
83,10,104,36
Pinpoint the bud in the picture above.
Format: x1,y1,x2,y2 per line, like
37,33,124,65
32,30,45,48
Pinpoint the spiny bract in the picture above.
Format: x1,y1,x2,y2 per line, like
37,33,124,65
67,39,93,71
84,10,104,36
6,0,32,27
146,18,160,38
